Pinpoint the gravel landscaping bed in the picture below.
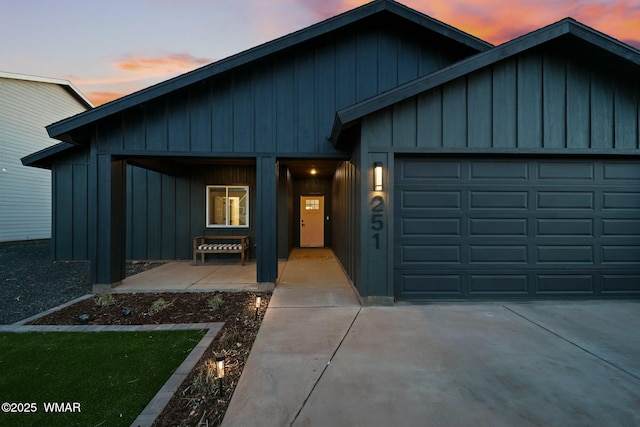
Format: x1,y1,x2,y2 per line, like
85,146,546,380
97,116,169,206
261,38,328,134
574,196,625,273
0,240,162,324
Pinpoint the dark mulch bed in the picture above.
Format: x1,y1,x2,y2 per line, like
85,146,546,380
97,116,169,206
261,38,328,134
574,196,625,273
0,240,163,324
30,291,270,426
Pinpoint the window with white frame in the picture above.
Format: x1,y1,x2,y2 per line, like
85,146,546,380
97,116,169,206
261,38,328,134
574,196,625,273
206,185,249,227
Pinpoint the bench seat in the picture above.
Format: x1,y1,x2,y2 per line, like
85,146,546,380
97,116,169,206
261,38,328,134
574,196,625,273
193,235,249,266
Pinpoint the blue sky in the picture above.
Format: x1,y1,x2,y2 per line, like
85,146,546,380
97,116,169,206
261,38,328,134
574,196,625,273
2,0,638,105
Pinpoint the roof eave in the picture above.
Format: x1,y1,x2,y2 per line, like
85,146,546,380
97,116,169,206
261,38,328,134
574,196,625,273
21,142,75,170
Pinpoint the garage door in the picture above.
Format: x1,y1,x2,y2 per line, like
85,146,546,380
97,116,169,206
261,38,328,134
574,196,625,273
394,157,640,299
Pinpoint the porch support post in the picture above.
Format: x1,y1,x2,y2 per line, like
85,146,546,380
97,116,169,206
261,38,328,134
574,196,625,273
91,154,127,291
256,156,277,289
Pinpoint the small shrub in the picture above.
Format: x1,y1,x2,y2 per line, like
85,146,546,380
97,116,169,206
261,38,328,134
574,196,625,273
94,294,116,307
149,298,167,315
193,359,217,389
207,295,224,311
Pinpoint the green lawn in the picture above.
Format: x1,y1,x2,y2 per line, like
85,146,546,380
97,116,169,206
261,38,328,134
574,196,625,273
0,330,206,427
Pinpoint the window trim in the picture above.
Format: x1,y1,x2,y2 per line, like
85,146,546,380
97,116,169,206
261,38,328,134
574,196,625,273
205,185,250,228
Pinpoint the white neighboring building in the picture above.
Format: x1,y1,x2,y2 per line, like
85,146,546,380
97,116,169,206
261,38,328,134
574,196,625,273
0,71,92,242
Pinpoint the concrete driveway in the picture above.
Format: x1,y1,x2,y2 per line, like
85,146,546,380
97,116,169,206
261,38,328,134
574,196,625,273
222,250,640,426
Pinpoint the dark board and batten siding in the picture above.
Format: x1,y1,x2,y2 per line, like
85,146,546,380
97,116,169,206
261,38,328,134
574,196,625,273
92,21,474,157
332,160,361,292
51,148,89,259
364,50,640,151
126,165,257,261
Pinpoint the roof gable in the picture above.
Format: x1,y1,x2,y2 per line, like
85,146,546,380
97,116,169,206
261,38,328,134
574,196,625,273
331,18,640,145
46,0,491,142
0,71,94,109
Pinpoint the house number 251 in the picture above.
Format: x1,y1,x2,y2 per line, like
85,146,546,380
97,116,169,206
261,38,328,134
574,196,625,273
371,196,385,250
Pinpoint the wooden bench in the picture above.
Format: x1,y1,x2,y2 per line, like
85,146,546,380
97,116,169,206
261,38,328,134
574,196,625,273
193,235,250,266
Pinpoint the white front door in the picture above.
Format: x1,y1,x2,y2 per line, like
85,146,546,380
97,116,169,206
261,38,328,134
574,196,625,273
300,196,324,247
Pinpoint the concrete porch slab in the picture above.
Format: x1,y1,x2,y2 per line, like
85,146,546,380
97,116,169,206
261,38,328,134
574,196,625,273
113,260,287,292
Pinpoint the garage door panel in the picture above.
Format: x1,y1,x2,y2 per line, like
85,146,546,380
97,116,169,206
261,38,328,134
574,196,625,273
470,161,529,179
603,162,640,180
537,162,595,180
470,275,529,293
470,218,528,236
401,190,461,209
602,275,640,293
603,192,640,210
537,192,594,209
401,160,462,179
536,275,595,293
469,191,529,209
469,246,528,264
602,219,640,236
397,272,462,295
395,157,640,299
536,219,593,236
601,246,640,263
401,245,460,264
536,245,594,263
401,217,461,237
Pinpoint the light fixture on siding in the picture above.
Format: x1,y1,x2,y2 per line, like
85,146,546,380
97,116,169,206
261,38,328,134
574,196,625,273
310,168,317,175
374,162,383,191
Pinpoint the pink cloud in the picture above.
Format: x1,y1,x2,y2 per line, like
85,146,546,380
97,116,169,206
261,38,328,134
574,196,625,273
114,53,212,75
86,91,127,106
402,0,640,48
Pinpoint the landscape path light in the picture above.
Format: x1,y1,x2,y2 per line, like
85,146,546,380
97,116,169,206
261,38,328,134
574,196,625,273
216,353,225,397
255,295,262,320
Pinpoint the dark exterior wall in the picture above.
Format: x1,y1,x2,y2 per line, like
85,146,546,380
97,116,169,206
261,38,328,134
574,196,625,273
125,164,256,261
277,165,294,258
51,147,89,260
363,49,640,152
92,16,475,157
332,159,361,291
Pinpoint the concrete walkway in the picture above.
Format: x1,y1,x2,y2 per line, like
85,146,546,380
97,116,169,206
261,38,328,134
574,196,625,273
223,249,640,427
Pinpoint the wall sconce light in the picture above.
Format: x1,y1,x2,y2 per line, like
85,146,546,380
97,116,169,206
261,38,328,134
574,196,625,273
374,162,383,191
216,353,226,397
255,296,262,320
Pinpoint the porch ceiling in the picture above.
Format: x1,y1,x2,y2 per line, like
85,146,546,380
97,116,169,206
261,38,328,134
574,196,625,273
124,156,341,179
280,159,341,179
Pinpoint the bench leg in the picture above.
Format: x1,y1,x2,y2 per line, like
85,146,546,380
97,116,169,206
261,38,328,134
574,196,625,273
193,251,197,266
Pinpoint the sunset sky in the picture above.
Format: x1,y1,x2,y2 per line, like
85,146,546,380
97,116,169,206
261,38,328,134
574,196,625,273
2,0,639,106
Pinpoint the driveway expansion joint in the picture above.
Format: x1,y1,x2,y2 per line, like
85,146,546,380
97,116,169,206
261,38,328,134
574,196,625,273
289,307,362,426
502,305,640,382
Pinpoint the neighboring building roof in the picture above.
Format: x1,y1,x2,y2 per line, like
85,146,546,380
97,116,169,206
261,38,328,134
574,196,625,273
45,0,492,143
330,17,640,145
0,71,94,109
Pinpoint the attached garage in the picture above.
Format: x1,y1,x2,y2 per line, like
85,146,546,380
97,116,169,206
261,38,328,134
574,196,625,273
394,157,640,299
